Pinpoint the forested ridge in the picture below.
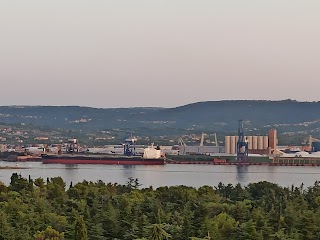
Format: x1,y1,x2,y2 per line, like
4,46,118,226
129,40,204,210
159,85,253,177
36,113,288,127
1,100,320,133
1,174,320,239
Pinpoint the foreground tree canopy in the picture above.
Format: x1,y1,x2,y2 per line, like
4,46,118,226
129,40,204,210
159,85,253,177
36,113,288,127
1,173,320,239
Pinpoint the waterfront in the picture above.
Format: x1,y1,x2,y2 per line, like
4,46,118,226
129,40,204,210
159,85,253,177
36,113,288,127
1,161,320,188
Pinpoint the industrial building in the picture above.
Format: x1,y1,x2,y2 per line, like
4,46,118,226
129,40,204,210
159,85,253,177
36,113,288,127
178,146,225,155
225,129,277,155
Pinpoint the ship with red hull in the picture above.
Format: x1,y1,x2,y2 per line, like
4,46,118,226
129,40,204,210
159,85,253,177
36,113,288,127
42,136,166,165
42,154,165,165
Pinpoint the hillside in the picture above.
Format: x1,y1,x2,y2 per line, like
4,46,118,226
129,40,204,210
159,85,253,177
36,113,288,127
0,100,319,136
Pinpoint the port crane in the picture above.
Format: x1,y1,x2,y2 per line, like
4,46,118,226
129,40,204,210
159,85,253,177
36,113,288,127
199,132,218,147
179,132,218,148
200,133,205,146
123,132,137,156
213,133,218,147
237,120,248,162
178,138,187,147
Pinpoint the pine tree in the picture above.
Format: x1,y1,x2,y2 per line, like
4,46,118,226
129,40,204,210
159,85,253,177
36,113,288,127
148,224,171,240
34,226,64,240
74,216,87,240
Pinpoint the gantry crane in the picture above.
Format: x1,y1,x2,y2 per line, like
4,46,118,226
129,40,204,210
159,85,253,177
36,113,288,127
237,120,248,162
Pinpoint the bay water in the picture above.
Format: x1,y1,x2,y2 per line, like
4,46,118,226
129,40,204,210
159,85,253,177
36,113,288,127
1,161,320,188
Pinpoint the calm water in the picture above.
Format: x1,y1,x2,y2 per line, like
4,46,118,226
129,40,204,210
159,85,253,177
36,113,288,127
1,161,320,188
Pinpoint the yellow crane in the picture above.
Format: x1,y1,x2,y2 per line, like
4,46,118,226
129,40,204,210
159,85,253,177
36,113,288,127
199,133,218,147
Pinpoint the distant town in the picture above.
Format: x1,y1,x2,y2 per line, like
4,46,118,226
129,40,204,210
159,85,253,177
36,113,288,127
0,122,222,154
1,101,320,165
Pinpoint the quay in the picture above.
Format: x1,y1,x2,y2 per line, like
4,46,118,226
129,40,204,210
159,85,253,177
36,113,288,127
166,156,320,167
167,161,320,166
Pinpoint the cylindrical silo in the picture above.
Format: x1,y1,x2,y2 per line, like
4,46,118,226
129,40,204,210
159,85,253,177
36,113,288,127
263,136,269,149
252,136,258,150
225,136,231,154
230,136,236,154
258,136,264,150
236,136,239,152
247,136,253,149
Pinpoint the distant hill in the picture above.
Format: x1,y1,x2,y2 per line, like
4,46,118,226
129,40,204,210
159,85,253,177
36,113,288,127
0,100,320,135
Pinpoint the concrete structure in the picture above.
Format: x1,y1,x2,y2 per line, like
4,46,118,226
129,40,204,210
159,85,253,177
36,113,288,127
263,136,269,149
257,136,264,150
225,136,231,154
268,129,277,153
230,136,236,154
247,136,253,149
225,129,277,155
252,136,258,150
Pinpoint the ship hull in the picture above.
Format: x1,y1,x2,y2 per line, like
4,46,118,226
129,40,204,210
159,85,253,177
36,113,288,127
42,155,165,165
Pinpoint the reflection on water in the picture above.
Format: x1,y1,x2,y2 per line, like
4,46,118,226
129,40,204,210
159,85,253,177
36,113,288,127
122,165,136,181
122,165,136,169
1,161,320,188
62,164,79,185
236,165,248,183
65,164,79,169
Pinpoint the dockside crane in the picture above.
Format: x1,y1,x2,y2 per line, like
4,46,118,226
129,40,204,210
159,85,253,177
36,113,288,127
237,120,248,162
213,133,218,147
123,132,137,156
200,133,205,146
178,138,187,147
200,132,218,147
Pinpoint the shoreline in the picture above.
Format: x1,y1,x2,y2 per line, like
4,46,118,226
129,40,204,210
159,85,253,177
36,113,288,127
0,166,30,169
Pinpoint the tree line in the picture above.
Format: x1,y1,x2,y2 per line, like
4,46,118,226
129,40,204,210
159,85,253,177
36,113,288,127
1,173,320,239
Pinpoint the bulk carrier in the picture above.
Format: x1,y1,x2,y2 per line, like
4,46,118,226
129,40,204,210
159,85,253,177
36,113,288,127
42,137,165,165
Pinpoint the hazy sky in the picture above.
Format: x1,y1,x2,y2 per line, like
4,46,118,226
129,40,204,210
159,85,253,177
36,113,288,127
1,1,320,108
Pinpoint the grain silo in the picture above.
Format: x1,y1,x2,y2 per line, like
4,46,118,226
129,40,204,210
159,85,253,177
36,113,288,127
247,136,253,149
263,136,269,149
225,136,231,154
230,136,236,154
252,136,258,150
257,136,264,150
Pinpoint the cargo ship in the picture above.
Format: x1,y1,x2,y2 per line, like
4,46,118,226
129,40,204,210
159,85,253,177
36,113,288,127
41,154,165,165
42,138,166,165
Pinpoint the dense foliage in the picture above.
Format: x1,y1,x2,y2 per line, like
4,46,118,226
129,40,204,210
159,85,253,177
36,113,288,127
1,173,320,239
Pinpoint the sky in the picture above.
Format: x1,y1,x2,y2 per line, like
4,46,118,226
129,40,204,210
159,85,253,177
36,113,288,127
0,1,320,108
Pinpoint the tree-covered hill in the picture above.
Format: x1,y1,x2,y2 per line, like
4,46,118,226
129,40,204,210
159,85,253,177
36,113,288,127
0,100,320,135
2,173,320,239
